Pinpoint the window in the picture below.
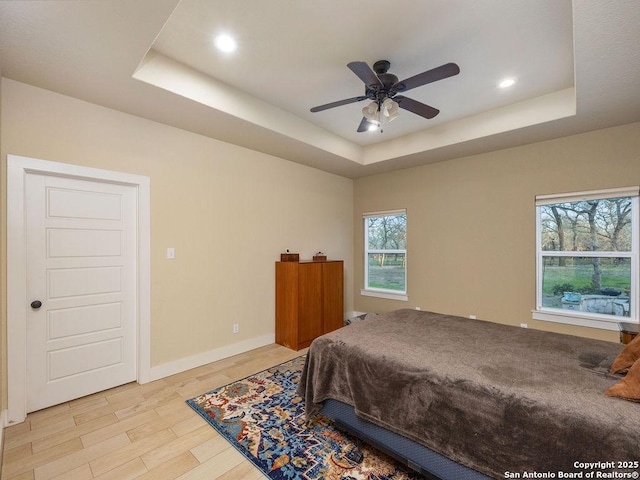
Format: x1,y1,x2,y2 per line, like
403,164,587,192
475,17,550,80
362,210,407,300
534,187,639,329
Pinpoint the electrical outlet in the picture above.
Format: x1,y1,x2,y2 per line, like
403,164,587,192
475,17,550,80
415,306,421,310
233,323,239,334
520,323,528,328
469,315,476,319
166,247,175,259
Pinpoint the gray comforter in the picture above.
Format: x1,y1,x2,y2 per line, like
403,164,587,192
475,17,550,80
298,309,640,479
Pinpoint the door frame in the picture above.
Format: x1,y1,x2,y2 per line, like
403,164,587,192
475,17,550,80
7,155,151,424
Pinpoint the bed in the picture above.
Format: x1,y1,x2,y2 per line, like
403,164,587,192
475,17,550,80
298,309,640,479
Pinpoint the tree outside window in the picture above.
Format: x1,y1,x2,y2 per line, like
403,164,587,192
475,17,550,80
536,190,638,324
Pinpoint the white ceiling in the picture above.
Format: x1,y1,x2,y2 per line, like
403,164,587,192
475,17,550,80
1,0,639,178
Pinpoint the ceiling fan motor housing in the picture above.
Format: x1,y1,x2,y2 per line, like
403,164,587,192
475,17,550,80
372,60,398,91
373,60,390,74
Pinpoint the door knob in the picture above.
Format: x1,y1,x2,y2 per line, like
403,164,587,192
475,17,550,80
30,300,42,309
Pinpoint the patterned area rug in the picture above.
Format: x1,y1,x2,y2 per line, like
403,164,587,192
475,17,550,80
186,356,421,479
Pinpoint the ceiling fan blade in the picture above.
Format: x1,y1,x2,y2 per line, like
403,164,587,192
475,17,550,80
357,117,372,132
393,62,460,92
310,96,367,112
347,61,383,88
395,96,440,119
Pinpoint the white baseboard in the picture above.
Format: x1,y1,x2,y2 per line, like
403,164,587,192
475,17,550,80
144,334,275,383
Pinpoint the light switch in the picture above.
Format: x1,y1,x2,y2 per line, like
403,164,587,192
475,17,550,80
167,247,175,259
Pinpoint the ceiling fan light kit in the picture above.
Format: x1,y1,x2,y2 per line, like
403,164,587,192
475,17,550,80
311,59,460,133
381,98,400,122
362,101,381,125
361,98,400,132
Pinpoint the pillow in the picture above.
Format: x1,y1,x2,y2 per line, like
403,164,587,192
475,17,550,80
609,333,640,374
605,358,640,402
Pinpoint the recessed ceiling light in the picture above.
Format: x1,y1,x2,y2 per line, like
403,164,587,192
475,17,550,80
498,78,516,88
214,34,237,53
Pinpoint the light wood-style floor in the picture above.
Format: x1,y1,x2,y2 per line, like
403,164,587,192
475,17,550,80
1,344,306,480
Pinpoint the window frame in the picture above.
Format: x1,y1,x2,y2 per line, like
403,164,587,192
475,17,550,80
533,187,639,330
361,209,408,301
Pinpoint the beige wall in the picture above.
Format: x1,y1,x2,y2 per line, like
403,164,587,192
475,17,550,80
0,79,354,408
2,75,639,415
354,122,640,342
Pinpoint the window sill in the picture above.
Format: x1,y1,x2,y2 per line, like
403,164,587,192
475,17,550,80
361,289,408,301
531,309,637,331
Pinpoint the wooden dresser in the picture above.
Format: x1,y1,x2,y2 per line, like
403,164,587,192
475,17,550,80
275,260,344,350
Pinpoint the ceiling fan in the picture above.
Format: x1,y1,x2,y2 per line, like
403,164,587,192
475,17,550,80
310,60,460,132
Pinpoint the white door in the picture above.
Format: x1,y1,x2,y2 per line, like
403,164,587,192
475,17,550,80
25,173,137,412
